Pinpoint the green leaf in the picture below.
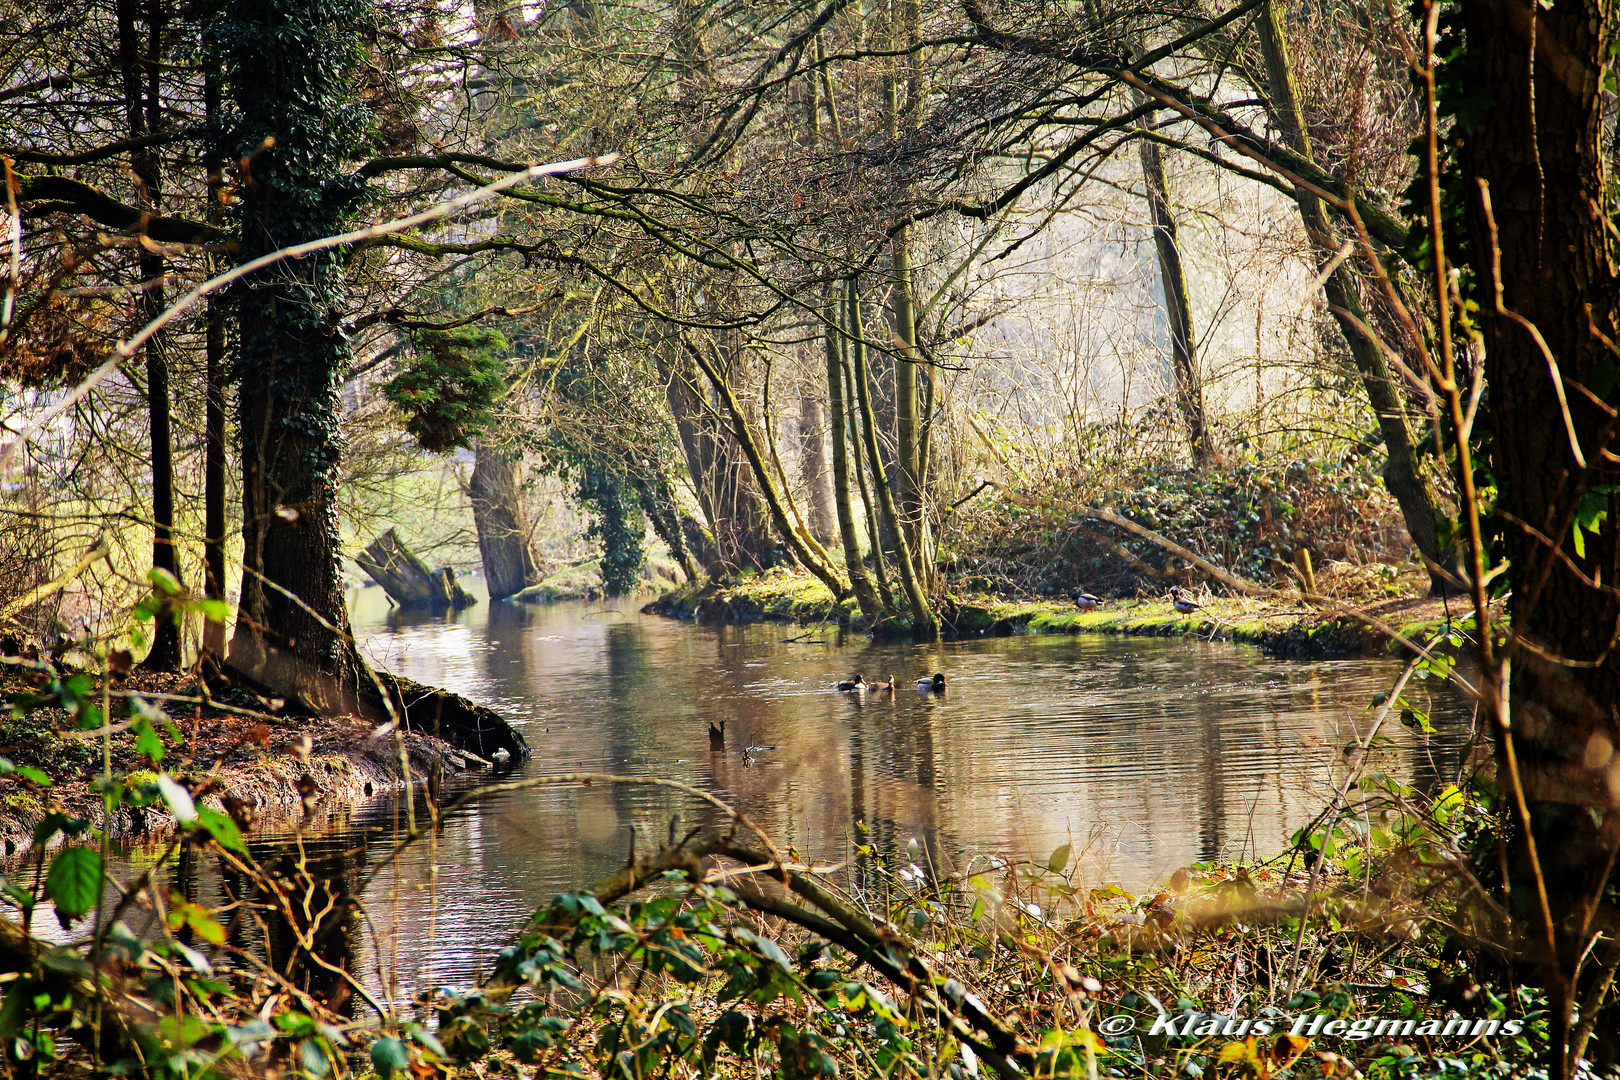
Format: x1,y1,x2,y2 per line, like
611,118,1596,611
196,806,247,854
148,567,182,595
9,764,50,786
196,598,230,624
370,1036,410,1077
132,714,164,766
45,847,103,922
1048,844,1071,874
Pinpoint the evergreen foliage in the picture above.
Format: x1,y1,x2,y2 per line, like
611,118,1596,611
385,327,509,453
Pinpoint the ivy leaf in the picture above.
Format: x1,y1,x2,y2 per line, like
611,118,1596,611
46,847,102,925
370,1036,410,1077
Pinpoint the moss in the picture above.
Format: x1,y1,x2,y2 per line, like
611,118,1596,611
514,554,681,604
642,573,1479,657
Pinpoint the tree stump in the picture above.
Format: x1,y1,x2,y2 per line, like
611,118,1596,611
354,528,475,610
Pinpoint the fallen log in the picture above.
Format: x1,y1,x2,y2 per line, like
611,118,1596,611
354,528,475,610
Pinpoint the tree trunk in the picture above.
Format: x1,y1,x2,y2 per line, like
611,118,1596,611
355,528,475,610
663,348,777,571
827,301,882,619
796,391,834,545
677,336,849,598
1257,0,1453,594
469,440,541,599
219,0,372,716
1134,101,1213,468
629,461,703,582
888,226,935,588
202,61,229,658
119,0,182,671
1458,1,1620,1071
849,279,936,637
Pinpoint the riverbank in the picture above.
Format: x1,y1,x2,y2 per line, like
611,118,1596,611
0,665,501,859
643,572,1481,656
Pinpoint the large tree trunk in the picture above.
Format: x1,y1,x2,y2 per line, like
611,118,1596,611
219,0,371,716
119,0,182,671
1134,100,1213,468
1257,1,1453,594
469,440,541,599
1457,1,1620,1072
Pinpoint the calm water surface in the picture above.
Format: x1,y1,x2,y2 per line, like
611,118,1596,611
319,586,1472,998
65,587,1472,1001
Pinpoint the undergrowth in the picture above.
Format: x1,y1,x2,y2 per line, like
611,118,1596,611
0,594,1601,1080
947,459,1414,600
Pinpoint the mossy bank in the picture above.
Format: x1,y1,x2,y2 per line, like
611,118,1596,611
0,667,514,860
644,571,1477,657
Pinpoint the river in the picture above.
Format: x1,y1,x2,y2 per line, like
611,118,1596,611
319,586,1471,1000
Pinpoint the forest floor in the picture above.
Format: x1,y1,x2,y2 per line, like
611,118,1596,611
0,665,486,859
645,570,1488,657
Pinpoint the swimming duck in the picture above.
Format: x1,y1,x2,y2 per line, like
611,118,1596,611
1169,586,1203,614
872,675,895,692
1071,591,1102,611
917,673,946,693
836,674,866,692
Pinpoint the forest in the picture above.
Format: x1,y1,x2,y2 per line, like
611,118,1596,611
1,0,1619,1076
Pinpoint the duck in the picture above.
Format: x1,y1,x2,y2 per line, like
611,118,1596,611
1071,591,1102,611
917,672,946,693
836,674,866,692
1169,586,1203,614
870,675,895,692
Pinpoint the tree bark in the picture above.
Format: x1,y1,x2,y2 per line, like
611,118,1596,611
1257,0,1453,594
119,0,182,671
827,302,883,618
1134,100,1213,468
469,440,541,599
888,226,936,588
1457,1,1620,1070
202,65,230,659
796,391,834,545
849,279,936,637
220,0,372,716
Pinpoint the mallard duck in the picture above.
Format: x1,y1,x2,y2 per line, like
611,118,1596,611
917,672,946,693
836,674,866,692
1071,591,1102,611
1169,586,1203,614
872,675,895,692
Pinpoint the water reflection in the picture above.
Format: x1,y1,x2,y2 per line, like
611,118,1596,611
319,590,1472,990
74,589,1471,1000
